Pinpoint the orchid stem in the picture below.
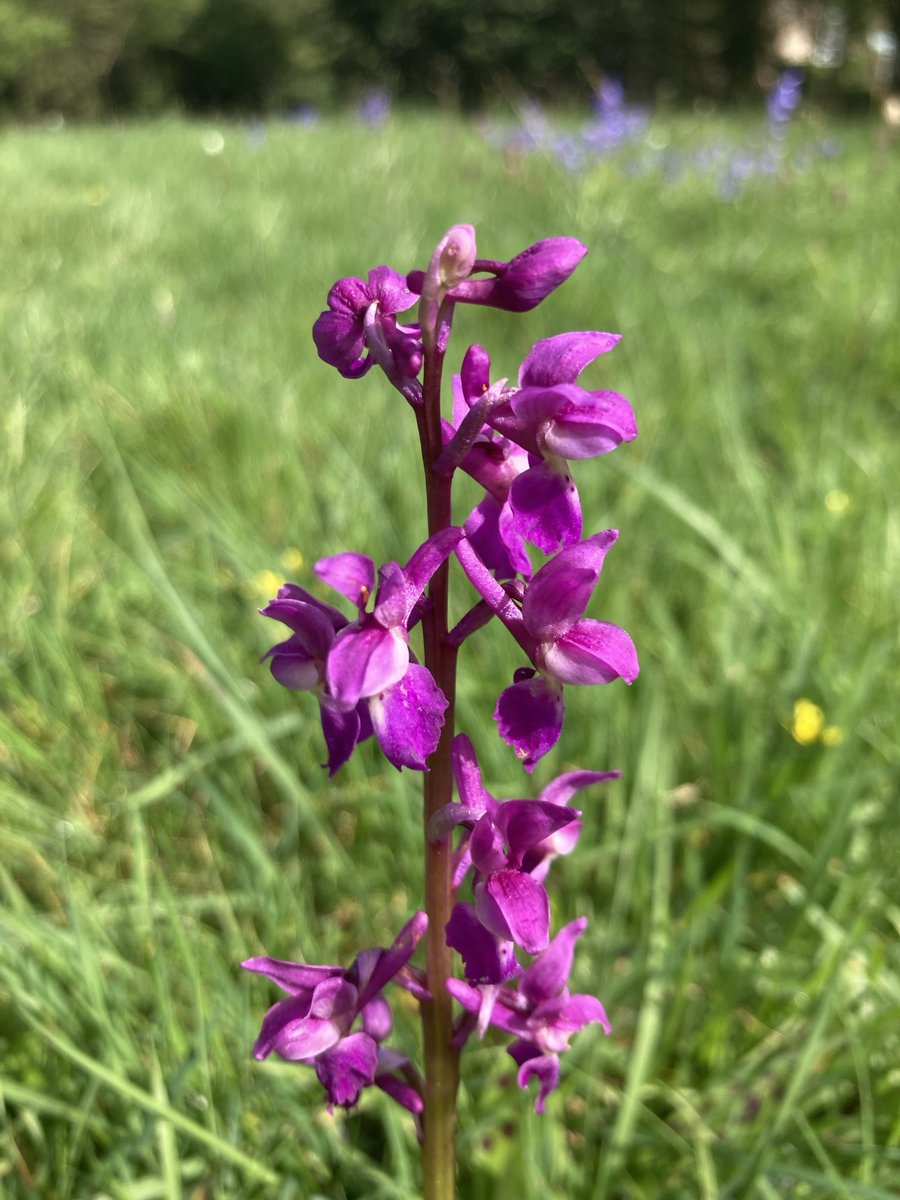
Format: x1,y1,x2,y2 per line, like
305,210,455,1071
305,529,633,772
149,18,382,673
418,321,459,1200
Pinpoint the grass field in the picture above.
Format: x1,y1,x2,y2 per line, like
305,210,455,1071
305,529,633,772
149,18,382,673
1,111,899,1199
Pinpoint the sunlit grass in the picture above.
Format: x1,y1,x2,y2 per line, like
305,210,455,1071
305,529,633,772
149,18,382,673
1,112,898,1199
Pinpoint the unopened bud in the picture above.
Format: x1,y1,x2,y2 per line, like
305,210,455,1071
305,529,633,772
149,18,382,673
436,224,477,289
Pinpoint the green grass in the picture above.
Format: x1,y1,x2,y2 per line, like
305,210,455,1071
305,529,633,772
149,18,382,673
1,112,898,1199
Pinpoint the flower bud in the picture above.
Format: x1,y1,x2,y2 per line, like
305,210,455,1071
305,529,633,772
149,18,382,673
436,224,477,289
492,238,587,312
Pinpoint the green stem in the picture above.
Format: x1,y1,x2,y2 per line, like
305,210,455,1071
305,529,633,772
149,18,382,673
418,326,459,1200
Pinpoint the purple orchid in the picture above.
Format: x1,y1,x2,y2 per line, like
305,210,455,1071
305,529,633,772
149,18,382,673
260,583,375,775
318,528,461,771
243,912,427,1112
435,735,618,979
441,333,635,561
248,224,640,1161
312,266,423,389
481,331,637,555
456,530,639,769
447,917,610,1112
261,528,461,773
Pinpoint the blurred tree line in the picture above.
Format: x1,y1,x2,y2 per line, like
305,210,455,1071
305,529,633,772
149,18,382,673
0,0,895,115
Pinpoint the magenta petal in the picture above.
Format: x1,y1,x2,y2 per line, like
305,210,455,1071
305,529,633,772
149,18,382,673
366,266,416,315
371,560,409,628
515,1051,561,1113
450,733,492,812
519,331,621,388
319,699,363,776
469,813,509,874
260,599,339,658
542,390,638,460
494,675,564,772
312,309,366,374
466,496,532,580
368,664,448,770
476,870,550,955
400,528,464,610
494,799,581,865
373,529,462,628
539,769,621,808
521,917,586,1005
355,911,428,1008
523,530,619,637
327,623,409,707
375,1069,424,1116
461,343,491,401
241,957,342,996
543,619,639,685
315,1032,379,1108
508,461,582,555
252,995,343,1061
446,902,519,985
360,995,393,1041
265,636,320,691
314,552,375,610
326,275,371,315
554,993,611,1037
275,584,348,630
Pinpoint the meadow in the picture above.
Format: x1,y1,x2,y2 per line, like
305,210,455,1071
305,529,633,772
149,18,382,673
1,110,898,1199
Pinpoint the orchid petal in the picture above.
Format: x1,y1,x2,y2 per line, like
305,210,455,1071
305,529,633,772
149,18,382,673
542,619,639,685
508,461,582,554
520,917,586,1005
241,957,342,996
252,993,347,1061
275,583,348,629
374,528,462,629
539,769,621,808
368,664,447,770
260,598,339,658
554,993,612,1036
515,1051,560,1113
445,902,519,985
494,799,581,865
469,812,508,874
519,331,621,388
327,623,409,708
494,675,564,772
523,530,619,638
355,911,428,1009
314,552,375,611
360,995,393,1042
315,1032,379,1108
450,734,493,812
543,390,637,459
366,266,416,315
465,496,532,580
319,699,363,776
476,870,550,955
264,636,321,692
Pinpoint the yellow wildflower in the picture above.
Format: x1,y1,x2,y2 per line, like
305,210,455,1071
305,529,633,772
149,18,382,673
821,725,845,747
791,699,824,745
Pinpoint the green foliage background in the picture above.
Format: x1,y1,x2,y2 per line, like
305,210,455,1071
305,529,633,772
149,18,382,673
1,112,899,1198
